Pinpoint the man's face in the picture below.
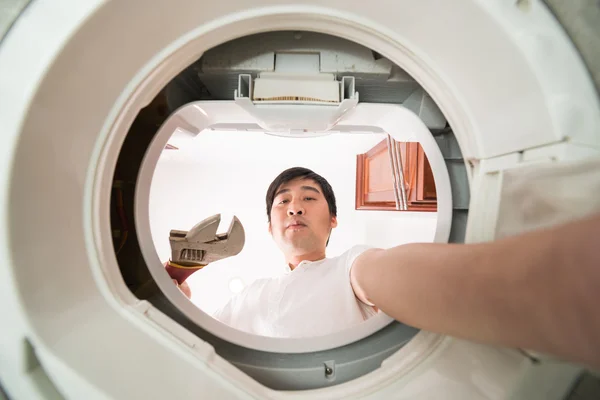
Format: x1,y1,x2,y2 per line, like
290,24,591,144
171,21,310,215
268,178,337,255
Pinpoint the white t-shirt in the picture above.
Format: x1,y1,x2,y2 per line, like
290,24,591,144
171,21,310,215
212,245,376,338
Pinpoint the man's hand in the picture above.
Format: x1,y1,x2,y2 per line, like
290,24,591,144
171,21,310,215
173,279,192,299
350,213,600,370
164,261,193,299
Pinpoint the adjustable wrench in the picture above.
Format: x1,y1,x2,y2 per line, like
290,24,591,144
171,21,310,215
166,214,245,284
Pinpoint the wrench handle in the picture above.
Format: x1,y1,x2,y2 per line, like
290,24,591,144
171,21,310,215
165,261,206,285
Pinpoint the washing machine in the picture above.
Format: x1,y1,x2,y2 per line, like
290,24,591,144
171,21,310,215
1,0,600,399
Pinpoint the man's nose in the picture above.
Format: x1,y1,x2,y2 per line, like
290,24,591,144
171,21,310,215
287,203,304,216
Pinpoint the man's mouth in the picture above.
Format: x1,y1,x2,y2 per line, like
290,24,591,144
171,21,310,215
287,221,307,229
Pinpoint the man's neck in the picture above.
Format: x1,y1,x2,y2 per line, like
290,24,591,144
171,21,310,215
287,250,326,271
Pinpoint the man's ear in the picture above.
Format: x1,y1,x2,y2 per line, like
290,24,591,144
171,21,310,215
268,222,272,235
331,216,338,229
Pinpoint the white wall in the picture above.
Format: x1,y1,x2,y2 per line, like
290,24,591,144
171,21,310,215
149,130,437,314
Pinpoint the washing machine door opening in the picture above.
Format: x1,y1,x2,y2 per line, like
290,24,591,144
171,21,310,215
109,31,460,390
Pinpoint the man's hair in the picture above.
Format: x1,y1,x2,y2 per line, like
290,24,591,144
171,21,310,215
265,167,337,223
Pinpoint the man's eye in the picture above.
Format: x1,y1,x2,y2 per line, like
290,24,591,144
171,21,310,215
278,199,289,204
305,197,315,201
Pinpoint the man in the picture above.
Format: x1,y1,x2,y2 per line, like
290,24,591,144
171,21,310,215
173,167,376,337
209,166,376,337
173,167,600,369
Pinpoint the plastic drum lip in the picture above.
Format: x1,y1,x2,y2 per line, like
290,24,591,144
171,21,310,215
135,101,451,354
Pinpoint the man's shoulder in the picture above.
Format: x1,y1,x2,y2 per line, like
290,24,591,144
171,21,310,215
325,244,373,268
336,244,374,260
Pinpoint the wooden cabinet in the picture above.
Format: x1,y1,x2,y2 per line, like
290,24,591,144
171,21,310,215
355,137,437,212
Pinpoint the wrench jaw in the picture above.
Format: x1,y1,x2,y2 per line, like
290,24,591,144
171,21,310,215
167,214,245,283
186,213,222,243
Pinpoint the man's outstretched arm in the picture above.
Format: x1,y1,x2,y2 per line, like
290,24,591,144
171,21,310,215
350,213,600,369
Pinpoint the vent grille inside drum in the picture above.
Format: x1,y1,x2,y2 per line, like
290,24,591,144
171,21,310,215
254,96,338,103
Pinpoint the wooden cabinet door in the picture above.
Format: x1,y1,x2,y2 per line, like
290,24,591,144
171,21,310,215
356,138,437,212
355,139,398,210
418,146,437,201
402,142,437,211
